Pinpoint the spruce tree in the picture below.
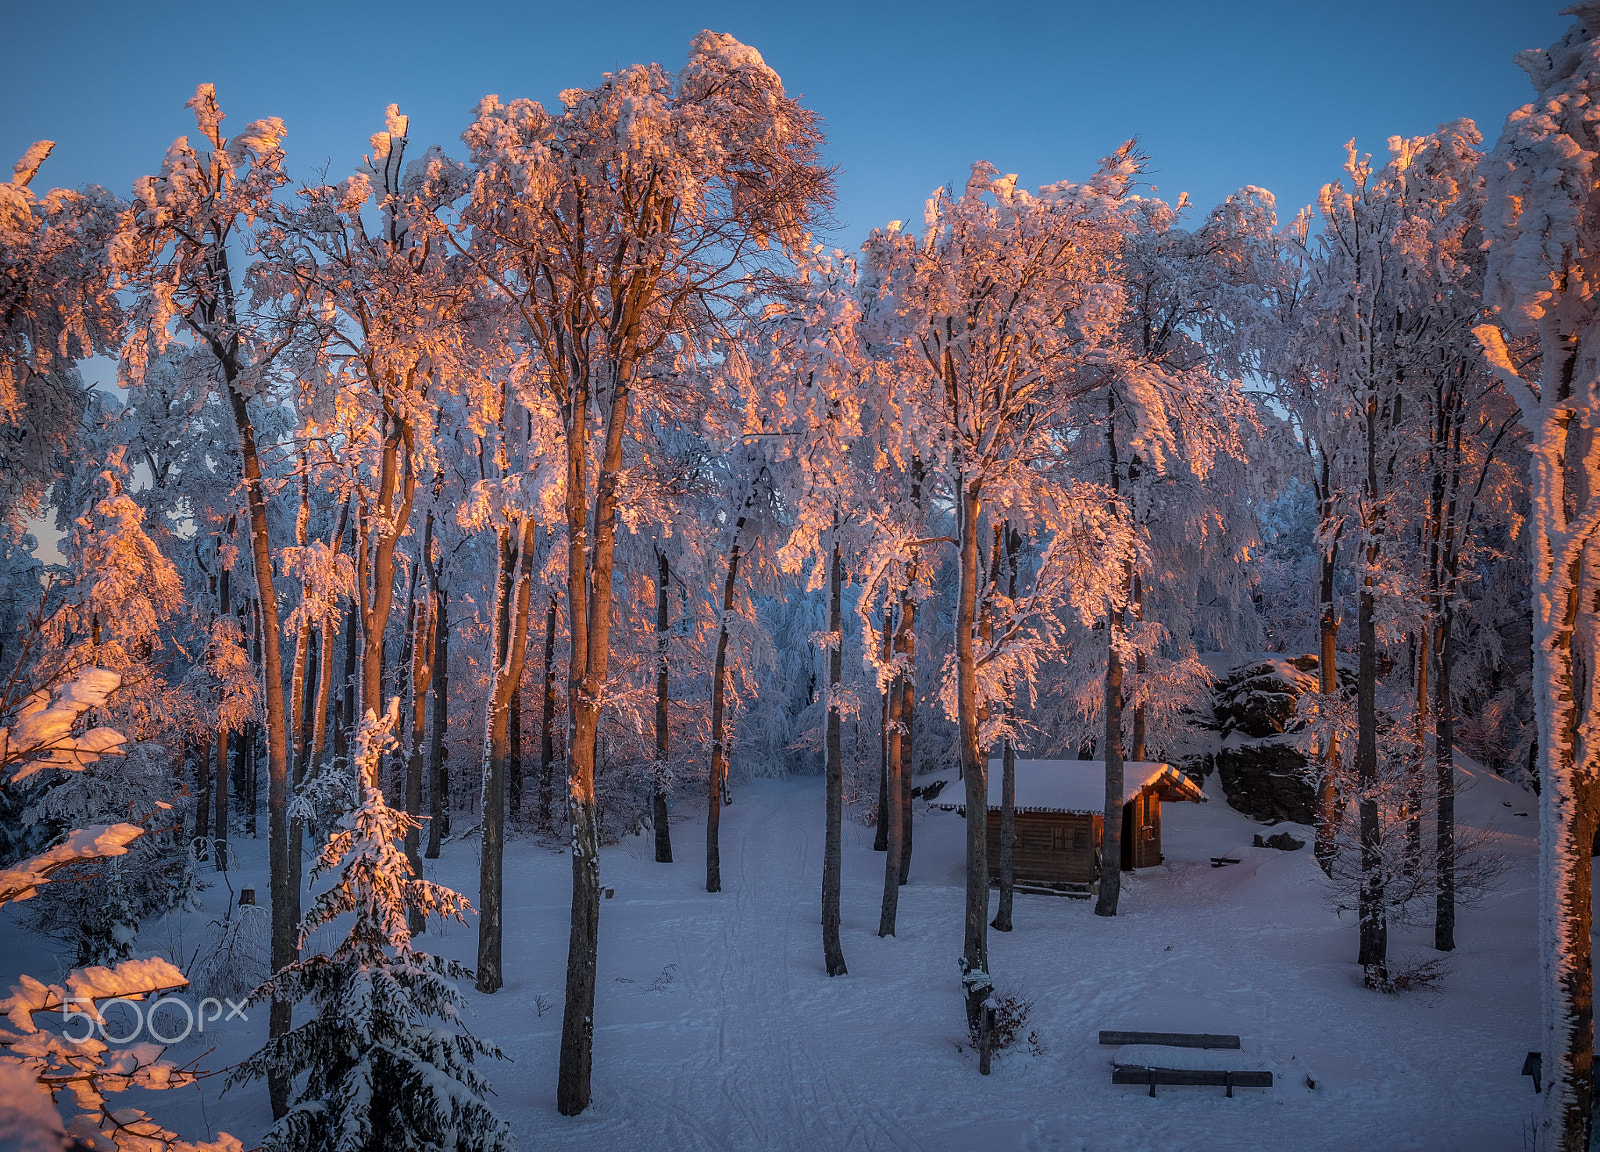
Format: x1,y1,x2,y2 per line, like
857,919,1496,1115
231,702,514,1152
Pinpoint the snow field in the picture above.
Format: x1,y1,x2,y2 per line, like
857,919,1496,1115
14,763,1548,1151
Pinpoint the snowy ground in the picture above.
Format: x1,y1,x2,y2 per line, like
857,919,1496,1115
6,762,1550,1151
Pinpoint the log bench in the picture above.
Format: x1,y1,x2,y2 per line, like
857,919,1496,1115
1101,1033,1273,1097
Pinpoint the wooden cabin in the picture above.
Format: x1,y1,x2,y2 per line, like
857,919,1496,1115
929,760,1206,889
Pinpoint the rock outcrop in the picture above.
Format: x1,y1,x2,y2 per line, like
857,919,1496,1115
1209,655,1353,825
1216,741,1317,824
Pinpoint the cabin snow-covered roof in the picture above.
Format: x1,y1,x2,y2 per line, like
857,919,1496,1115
924,759,1205,815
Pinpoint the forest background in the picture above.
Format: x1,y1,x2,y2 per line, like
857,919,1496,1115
2,3,1595,1152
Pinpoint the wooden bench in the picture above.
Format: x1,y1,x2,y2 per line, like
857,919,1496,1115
1210,857,1242,868
1099,1031,1240,1049
1112,1065,1274,1098
1101,1032,1272,1097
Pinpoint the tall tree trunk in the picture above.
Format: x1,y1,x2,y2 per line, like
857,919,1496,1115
335,597,358,773
508,685,523,823
991,737,1016,931
1407,622,1430,871
396,562,419,803
1434,606,1456,952
357,416,417,746
653,550,672,862
1356,556,1387,975
897,458,924,887
706,515,747,894
557,359,633,1117
193,733,211,861
878,607,903,937
898,598,917,886
874,610,892,854
425,574,450,859
1357,388,1388,981
312,616,333,771
1314,476,1341,878
289,626,317,920
1130,569,1146,763
214,729,229,871
405,543,433,936
288,469,318,940
245,598,261,837
538,591,558,836
822,537,848,977
1095,583,1127,917
956,477,990,1030
1097,394,1128,919
992,524,1021,932
477,520,537,994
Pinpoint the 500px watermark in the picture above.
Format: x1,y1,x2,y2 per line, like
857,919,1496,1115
61,996,249,1044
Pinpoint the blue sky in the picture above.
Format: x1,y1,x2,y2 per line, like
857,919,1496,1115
2,0,1562,248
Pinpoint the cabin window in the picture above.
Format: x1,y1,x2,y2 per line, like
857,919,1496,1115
1051,826,1067,851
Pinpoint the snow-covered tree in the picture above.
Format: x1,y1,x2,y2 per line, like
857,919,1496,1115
0,141,122,530
863,157,1139,1025
231,701,513,1152
1474,6,1600,1145
0,667,238,1152
112,84,302,1109
461,31,832,1112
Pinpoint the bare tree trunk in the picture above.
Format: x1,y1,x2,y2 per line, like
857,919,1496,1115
312,616,333,770
653,550,672,862
405,533,433,936
288,468,318,942
706,515,747,894
425,575,450,859
1314,496,1341,877
557,359,634,1118
1096,581,1127,917
878,607,903,937
508,685,523,824
477,520,537,995
193,732,211,860
822,537,848,977
956,477,990,1030
1407,622,1430,870
1130,572,1146,762
898,459,925,888
874,610,892,854
991,738,1016,931
335,597,358,773
1433,607,1456,952
245,598,260,837
1097,396,1128,919
1357,384,1388,982
538,591,558,835
1356,561,1387,976
992,524,1021,933
215,728,229,872
357,416,417,750
898,597,917,886
396,561,419,802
